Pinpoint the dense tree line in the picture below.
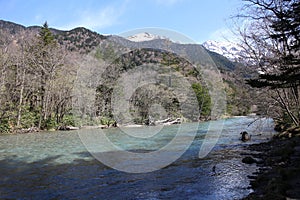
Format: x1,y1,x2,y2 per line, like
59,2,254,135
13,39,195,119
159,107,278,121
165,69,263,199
0,22,75,133
0,20,259,133
0,23,215,133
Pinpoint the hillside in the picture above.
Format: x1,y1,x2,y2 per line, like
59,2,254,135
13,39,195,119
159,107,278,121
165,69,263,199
0,19,256,132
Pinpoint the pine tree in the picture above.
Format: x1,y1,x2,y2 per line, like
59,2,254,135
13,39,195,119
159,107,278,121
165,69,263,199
27,22,65,129
39,22,55,46
240,0,300,127
191,83,211,120
246,1,300,89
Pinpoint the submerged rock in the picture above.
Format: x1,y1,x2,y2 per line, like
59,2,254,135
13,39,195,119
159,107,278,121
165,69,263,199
242,156,256,164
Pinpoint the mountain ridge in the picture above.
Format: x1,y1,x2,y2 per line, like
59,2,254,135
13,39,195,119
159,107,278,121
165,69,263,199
0,19,236,72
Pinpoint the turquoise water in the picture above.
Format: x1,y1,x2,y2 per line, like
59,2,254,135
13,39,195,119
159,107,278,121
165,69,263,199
0,117,275,199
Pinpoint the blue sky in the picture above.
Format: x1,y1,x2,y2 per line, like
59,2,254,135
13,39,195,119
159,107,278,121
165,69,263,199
0,0,242,43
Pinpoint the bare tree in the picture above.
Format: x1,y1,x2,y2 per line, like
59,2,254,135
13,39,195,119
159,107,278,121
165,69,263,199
235,0,300,127
25,22,67,128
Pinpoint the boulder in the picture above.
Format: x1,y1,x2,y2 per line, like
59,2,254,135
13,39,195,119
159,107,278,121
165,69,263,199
242,156,264,164
240,131,251,142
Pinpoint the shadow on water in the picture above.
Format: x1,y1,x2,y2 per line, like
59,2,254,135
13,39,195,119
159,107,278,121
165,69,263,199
0,117,275,199
0,148,256,200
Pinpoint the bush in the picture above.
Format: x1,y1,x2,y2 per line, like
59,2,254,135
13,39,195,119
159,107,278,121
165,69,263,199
20,106,39,128
0,118,11,134
42,118,57,130
61,114,76,127
100,116,115,126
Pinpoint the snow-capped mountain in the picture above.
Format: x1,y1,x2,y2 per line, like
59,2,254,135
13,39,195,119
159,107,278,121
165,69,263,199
127,32,168,42
126,33,244,62
202,40,244,61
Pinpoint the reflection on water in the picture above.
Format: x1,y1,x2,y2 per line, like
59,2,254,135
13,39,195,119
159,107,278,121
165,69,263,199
0,117,275,199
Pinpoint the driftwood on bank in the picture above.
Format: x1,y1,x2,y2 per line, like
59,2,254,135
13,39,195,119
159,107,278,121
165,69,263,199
57,118,182,131
57,125,80,131
155,118,182,126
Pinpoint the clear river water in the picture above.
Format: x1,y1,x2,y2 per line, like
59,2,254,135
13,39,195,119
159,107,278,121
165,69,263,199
0,117,275,200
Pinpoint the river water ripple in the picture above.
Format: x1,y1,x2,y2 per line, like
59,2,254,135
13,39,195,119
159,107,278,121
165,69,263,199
0,117,275,199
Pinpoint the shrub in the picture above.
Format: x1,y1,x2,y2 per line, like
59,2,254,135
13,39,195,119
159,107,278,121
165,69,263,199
0,118,11,134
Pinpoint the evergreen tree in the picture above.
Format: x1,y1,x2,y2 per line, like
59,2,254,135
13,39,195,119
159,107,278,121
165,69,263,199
192,83,211,120
239,0,300,127
246,1,300,89
39,22,55,46
27,22,66,129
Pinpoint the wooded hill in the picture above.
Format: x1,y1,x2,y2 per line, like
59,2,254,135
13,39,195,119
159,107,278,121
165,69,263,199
0,20,257,133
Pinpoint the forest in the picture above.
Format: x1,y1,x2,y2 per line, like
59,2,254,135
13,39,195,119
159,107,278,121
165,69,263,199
0,21,252,133
0,0,299,134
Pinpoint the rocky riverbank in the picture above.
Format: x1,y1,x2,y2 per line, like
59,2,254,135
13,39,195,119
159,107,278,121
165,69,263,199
242,128,300,199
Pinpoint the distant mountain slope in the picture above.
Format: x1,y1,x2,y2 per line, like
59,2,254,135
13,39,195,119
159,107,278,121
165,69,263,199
109,35,236,72
202,40,244,62
0,20,237,72
0,19,26,34
55,27,107,53
0,20,107,53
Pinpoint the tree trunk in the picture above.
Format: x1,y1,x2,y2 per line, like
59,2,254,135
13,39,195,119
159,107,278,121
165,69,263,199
17,68,26,127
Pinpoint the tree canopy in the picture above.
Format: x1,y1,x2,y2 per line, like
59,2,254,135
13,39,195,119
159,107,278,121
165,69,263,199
238,0,300,127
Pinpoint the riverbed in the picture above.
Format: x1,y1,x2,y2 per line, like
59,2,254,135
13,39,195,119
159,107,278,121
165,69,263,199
0,117,275,199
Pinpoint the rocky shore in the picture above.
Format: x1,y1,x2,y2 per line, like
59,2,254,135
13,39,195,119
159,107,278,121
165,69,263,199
243,127,300,200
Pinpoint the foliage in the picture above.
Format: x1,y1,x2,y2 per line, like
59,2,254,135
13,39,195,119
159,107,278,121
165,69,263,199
238,0,300,127
223,79,251,116
19,106,39,128
95,44,117,61
60,114,76,127
42,118,57,130
39,22,55,46
191,83,211,120
100,116,116,126
0,118,10,133
94,48,201,124
0,22,75,133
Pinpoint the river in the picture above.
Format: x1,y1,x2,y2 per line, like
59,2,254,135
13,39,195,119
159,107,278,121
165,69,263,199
0,117,275,199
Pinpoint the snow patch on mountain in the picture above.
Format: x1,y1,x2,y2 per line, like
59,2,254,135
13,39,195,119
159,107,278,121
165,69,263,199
202,40,244,61
127,32,168,42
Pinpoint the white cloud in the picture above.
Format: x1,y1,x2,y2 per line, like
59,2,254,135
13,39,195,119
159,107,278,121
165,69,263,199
78,6,119,29
59,3,126,31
